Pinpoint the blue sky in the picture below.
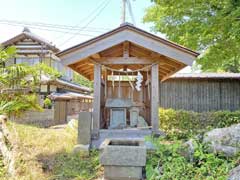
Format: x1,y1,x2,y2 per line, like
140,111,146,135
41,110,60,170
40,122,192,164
0,0,192,72
0,0,155,50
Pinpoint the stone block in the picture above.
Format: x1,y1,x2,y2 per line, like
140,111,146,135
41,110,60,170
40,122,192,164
100,139,146,167
228,165,240,180
78,112,92,145
203,123,240,156
73,144,89,156
100,139,147,180
129,107,139,127
109,108,127,129
104,166,143,180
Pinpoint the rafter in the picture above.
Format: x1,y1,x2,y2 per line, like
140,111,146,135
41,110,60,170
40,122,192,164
91,53,101,59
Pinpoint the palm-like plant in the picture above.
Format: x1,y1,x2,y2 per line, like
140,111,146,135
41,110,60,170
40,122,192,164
0,45,60,117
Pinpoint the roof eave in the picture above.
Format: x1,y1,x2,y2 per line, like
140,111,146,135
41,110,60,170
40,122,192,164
57,24,199,58
2,32,60,53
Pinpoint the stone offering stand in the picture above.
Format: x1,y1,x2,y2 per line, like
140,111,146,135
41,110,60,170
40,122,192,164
100,139,147,180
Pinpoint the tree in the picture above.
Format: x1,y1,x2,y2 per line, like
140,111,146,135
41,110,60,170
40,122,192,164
0,46,60,117
73,72,93,89
143,0,240,72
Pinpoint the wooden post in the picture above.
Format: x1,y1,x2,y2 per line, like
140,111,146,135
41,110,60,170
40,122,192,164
92,64,101,139
151,63,159,133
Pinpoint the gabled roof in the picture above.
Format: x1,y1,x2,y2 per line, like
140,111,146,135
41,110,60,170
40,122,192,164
58,23,199,66
2,27,59,52
57,23,200,81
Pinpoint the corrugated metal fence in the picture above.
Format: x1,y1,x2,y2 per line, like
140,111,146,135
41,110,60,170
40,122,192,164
160,79,240,112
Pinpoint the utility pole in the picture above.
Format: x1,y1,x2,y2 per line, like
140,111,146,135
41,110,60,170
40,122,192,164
121,0,136,26
122,0,127,24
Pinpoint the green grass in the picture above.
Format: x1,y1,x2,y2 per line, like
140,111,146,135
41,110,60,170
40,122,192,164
7,122,101,180
0,154,7,179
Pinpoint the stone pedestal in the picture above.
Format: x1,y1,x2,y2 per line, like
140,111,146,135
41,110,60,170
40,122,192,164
74,112,92,156
100,139,146,180
129,107,140,127
78,112,92,145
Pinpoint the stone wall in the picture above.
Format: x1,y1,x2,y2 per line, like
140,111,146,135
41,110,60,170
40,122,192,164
67,99,92,115
12,109,54,127
0,123,16,177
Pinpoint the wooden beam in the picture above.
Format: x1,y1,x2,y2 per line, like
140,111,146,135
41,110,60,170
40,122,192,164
161,64,186,82
92,53,101,59
69,66,91,80
100,46,123,57
164,63,177,71
160,56,183,68
77,64,94,71
159,67,170,74
92,64,101,139
93,57,159,65
151,63,159,132
76,63,91,69
81,68,94,75
130,48,150,57
123,41,129,58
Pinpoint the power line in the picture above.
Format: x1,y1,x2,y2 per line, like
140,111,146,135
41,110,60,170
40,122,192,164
0,20,110,32
0,22,97,37
59,0,112,47
55,0,111,41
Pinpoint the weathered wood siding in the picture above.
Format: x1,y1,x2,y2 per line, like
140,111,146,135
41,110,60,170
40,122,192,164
160,79,240,112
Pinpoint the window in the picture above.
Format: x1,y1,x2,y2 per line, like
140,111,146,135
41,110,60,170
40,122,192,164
16,57,39,65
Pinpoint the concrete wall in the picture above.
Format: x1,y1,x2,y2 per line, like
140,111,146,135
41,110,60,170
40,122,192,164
160,79,240,112
13,109,55,127
67,99,93,115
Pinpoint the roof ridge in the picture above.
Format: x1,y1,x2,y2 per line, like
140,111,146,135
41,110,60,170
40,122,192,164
2,28,60,52
57,24,199,57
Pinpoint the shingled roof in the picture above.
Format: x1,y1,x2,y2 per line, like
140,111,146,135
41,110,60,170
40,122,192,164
2,27,59,52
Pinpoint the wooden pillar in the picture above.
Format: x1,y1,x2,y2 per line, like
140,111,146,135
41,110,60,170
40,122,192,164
92,64,101,139
151,63,159,132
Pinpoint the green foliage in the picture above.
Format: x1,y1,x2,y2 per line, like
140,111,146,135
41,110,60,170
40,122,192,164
73,72,93,89
144,0,240,72
43,98,52,108
146,138,237,180
0,46,16,67
0,95,42,116
34,63,61,80
52,151,100,180
0,47,60,116
159,108,240,139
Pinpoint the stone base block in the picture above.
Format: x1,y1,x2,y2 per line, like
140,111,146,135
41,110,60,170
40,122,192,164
104,166,143,180
73,144,89,156
78,112,92,145
100,139,146,167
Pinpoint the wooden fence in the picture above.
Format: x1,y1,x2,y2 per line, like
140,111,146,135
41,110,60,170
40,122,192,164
160,79,240,112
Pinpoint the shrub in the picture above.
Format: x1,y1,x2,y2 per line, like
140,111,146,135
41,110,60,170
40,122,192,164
43,98,52,109
146,138,238,180
159,108,240,139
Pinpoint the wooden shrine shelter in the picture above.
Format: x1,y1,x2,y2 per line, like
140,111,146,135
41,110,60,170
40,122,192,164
58,23,199,142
